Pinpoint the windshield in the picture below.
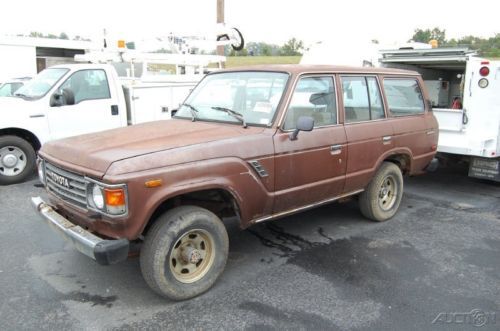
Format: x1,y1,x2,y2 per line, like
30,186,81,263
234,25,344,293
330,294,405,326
14,68,69,98
175,71,289,126
0,82,24,97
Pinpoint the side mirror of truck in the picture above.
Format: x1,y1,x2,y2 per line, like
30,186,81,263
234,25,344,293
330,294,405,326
50,88,75,107
289,116,314,141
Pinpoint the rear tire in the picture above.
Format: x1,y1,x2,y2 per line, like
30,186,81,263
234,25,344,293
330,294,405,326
140,206,229,300
359,162,403,222
0,135,36,185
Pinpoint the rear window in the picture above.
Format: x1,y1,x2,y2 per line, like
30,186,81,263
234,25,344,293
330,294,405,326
383,78,425,116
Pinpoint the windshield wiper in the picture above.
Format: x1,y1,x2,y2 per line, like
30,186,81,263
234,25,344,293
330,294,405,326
181,103,199,121
211,106,247,128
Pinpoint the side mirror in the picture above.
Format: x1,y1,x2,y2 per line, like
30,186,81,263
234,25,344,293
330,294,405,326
50,88,75,107
289,116,314,141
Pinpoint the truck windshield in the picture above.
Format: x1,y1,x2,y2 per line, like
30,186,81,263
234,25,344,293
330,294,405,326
14,68,69,99
175,71,289,126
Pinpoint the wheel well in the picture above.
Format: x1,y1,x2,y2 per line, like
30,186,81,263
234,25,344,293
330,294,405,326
142,189,240,236
384,154,411,175
0,128,41,151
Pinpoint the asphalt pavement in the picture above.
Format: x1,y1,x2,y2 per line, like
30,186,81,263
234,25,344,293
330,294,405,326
0,163,499,330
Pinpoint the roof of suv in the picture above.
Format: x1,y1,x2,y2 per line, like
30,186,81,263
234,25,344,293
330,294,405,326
218,64,418,76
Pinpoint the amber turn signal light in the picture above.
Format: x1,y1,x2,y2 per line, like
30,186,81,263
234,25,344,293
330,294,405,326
104,188,126,206
145,179,163,188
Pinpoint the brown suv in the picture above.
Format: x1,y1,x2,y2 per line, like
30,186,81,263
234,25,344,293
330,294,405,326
32,65,438,300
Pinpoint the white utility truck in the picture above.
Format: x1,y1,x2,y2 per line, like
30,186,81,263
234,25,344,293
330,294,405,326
379,47,500,182
0,63,202,185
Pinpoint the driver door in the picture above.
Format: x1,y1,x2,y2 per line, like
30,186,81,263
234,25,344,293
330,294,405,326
273,75,347,213
47,69,122,140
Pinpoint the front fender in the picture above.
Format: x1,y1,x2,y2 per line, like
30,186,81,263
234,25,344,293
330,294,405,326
104,157,273,239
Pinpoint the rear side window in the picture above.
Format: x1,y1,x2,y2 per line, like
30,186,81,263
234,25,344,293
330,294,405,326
383,78,425,116
342,76,384,123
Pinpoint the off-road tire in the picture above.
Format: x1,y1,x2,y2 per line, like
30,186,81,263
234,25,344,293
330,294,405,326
359,162,403,222
0,135,36,185
140,205,229,300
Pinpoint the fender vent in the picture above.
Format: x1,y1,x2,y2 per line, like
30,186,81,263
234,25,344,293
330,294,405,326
249,160,269,178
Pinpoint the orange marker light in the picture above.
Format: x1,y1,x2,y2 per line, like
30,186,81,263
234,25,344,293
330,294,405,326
104,188,126,206
145,179,162,188
117,40,126,48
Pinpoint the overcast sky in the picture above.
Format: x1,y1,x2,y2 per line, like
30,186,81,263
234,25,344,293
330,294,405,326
0,0,498,48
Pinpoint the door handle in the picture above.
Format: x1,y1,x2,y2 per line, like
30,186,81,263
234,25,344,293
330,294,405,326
382,136,392,142
29,114,45,118
330,144,342,155
111,105,119,115
426,130,435,135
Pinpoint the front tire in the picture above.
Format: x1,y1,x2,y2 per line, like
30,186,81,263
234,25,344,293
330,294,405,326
359,162,403,222
0,135,36,185
140,206,229,300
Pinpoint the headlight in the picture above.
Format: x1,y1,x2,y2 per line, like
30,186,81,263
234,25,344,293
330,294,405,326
87,181,128,217
37,160,45,185
92,185,105,209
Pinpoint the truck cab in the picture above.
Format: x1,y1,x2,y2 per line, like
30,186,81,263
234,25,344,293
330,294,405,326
0,64,128,184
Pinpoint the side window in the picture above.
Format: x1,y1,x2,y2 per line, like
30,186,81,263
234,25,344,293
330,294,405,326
367,77,384,120
383,78,425,116
283,76,337,130
342,76,385,123
59,69,111,104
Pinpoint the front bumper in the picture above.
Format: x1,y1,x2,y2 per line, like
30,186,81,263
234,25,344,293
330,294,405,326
31,197,129,265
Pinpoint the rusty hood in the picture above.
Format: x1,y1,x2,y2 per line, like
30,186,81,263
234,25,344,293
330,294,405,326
40,119,264,176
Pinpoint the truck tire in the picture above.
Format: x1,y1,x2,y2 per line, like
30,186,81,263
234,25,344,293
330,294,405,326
359,162,403,222
140,205,229,300
0,135,36,185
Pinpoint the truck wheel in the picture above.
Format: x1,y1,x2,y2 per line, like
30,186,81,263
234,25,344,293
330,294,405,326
140,205,229,300
359,162,403,222
0,135,36,185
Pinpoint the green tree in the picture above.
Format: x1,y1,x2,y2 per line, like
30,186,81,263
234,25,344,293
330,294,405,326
59,32,69,40
280,38,304,56
409,29,500,58
410,27,446,44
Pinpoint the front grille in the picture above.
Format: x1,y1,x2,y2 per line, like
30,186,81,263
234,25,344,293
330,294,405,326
45,162,87,209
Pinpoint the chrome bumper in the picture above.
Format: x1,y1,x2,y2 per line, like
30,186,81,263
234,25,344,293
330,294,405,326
31,197,129,265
